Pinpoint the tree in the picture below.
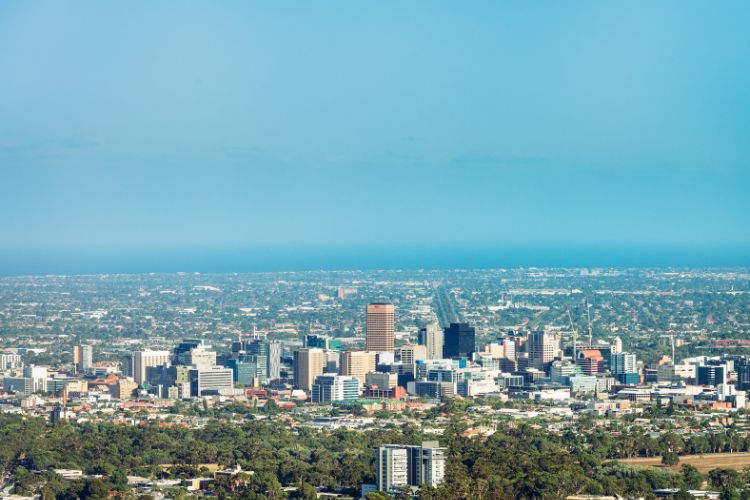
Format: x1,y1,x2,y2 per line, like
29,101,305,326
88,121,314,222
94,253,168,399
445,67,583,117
249,471,285,499
585,480,605,495
12,466,36,495
165,487,188,500
263,398,280,415
681,464,704,489
81,478,113,499
40,486,58,500
395,486,415,500
110,467,129,490
659,431,685,456
293,482,318,499
416,485,440,499
662,451,680,466
721,487,741,500
710,468,742,490
666,398,676,416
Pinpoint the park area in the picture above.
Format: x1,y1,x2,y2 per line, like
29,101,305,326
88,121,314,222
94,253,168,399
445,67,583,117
618,453,750,474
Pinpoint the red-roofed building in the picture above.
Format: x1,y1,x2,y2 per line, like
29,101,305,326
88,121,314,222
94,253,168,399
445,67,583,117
577,350,604,375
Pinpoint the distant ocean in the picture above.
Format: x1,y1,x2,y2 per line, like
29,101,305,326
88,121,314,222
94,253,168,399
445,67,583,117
0,244,748,276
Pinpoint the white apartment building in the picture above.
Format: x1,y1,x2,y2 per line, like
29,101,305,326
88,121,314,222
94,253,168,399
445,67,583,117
377,442,446,492
133,350,171,385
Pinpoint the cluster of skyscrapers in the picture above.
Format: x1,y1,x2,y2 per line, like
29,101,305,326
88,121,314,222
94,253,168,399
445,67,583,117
128,336,281,399
1,300,644,408
292,302,481,404
287,302,652,405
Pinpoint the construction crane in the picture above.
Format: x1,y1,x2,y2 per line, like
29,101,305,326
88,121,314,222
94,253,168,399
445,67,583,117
669,330,676,361
585,298,594,345
252,323,267,340
658,332,677,361
566,308,579,362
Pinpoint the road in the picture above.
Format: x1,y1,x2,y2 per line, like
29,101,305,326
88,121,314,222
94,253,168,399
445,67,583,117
433,285,461,327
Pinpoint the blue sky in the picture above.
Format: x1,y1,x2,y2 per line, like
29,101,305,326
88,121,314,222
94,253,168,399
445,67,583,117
0,2,748,268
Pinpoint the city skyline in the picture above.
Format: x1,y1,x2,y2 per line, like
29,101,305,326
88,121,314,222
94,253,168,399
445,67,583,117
1,264,750,497
3,2,750,498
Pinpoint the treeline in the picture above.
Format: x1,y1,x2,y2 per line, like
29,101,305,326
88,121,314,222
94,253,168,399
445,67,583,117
584,425,750,460
1,413,750,499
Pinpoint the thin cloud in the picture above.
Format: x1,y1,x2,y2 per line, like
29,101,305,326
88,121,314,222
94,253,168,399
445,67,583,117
451,152,547,167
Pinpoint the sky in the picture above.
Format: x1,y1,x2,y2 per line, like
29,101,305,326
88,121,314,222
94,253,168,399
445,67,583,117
0,2,749,273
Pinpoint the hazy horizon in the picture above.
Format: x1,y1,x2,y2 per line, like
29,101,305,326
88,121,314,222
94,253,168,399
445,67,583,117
1,243,748,277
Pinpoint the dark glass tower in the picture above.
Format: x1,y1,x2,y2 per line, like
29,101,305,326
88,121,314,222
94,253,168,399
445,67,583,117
442,323,476,359
174,339,204,365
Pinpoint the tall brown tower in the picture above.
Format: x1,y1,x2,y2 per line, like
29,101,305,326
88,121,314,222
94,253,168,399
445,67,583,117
366,302,395,352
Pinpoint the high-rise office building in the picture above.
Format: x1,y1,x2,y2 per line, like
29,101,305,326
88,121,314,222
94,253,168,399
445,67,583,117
377,445,409,492
3,377,34,395
52,378,80,397
416,442,447,487
611,352,637,375
442,323,476,359
550,360,578,383
483,342,504,359
186,346,217,368
173,339,204,365
268,340,282,381
366,303,395,352
112,379,138,400
121,354,133,377
409,380,456,399
232,338,282,382
526,331,560,370
143,365,186,396
577,350,604,375
188,366,234,397
293,348,327,391
366,371,399,390
340,350,377,387
417,323,444,360
657,362,676,384
311,374,359,402
245,340,268,382
133,350,171,385
499,336,516,360
399,344,427,365
303,335,330,349
612,336,623,354
735,358,750,391
73,344,93,374
376,442,446,492
325,350,341,373
227,355,266,387
0,352,22,370
697,364,726,386
23,365,48,393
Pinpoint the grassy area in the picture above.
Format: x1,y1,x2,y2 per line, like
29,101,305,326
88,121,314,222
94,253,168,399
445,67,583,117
617,453,750,474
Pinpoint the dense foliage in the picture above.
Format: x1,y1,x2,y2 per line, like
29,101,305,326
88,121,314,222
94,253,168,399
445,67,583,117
5,412,750,499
